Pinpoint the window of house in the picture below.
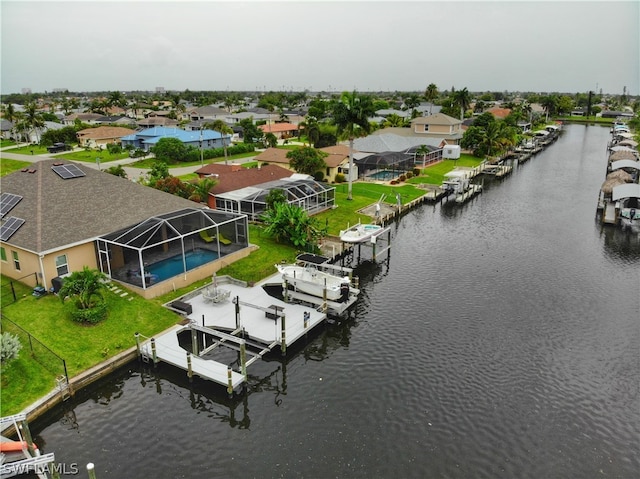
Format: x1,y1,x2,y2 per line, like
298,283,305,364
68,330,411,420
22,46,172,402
423,124,430,132
12,251,20,271
0,247,6,262
55,254,69,276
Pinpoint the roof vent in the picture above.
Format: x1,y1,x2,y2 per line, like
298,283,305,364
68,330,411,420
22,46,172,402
28,169,37,174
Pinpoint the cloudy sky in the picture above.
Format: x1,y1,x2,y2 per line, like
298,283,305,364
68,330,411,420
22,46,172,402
1,0,638,95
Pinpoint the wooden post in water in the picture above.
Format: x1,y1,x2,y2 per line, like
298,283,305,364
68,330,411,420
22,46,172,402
19,420,36,457
280,313,287,355
283,279,289,303
150,338,157,365
87,463,97,479
240,341,247,379
186,353,193,381
134,332,140,358
227,366,233,396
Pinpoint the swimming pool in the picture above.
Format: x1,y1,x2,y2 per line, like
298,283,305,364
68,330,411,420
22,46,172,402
367,170,400,181
146,249,219,282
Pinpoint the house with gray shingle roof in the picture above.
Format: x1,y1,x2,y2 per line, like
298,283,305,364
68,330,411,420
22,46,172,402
0,159,250,298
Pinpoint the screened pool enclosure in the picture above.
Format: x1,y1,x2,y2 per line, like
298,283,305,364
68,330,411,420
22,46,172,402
215,177,335,220
97,208,248,289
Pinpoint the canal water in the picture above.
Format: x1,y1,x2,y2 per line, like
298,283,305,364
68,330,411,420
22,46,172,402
32,124,639,478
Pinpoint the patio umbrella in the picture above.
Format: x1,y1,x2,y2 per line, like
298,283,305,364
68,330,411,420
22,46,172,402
606,170,633,182
601,177,627,195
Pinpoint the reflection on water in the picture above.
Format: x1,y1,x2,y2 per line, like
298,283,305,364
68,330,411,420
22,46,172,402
32,125,639,479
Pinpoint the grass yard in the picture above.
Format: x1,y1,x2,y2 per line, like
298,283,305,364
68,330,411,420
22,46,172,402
408,156,484,186
56,149,130,163
0,158,31,176
1,140,16,148
1,283,183,414
7,144,51,155
130,151,258,169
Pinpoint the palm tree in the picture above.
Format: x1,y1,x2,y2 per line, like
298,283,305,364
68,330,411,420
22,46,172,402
415,144,430,168
452,87,471,121
205,120,234,164
382,113,408,128
333,91,375,200
424,83,438,115
299,117,320,147
23,102,44,144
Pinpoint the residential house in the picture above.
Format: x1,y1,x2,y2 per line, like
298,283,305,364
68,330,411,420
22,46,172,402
0,159,251,299
192,162,335,220
258,122,299,140
409,113,464,143
252,145,351,183
1,119,13,140
120,126,229,152
182,106,229,123
137,117,180,128
76,126,137,148
94,116,137,127
485,107,512,120
63,113,104,126
194,163,293,209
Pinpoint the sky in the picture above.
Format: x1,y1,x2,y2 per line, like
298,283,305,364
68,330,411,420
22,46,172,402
1,0,638,95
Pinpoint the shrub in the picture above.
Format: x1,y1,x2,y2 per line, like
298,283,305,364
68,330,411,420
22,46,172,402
413,168,421,176
398,174,407,182
0,332,22,365
313,171,325,181
335,173,346,183
69,302,108,324
406,171,414,179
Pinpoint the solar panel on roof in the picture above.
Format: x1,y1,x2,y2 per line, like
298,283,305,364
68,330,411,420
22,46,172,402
0,193,23,218
52,164,86,179
0,216,25,242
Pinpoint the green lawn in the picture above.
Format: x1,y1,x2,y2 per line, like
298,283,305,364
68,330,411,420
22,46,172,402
130,151,258,169
0,158,31,177
408,156,484,186
1,140,16,148
56,149,130,163
8,144,50,155
1,283,183,414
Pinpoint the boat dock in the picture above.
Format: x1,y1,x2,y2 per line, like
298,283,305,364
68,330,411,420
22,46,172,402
136,275,330,393
1,414,55,479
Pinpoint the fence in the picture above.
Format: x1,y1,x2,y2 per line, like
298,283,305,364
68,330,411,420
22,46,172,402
0,315,68,382
1,272,40,306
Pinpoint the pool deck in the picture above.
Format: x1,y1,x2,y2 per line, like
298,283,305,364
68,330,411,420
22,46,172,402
138,274,328,392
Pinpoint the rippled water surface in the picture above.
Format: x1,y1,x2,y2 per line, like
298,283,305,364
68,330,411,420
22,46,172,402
34,125,639,478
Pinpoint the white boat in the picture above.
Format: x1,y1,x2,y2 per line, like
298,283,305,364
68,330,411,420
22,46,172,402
276,263,351,301
339,223,384,243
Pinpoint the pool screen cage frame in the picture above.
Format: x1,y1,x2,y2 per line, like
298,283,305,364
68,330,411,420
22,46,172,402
215,177,336,221
97,207,248,289
355,146,441,178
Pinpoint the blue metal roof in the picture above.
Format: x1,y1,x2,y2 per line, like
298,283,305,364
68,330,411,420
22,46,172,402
121,127,223,143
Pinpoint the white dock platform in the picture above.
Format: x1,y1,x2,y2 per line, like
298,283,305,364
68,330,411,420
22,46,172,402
138,275,329,391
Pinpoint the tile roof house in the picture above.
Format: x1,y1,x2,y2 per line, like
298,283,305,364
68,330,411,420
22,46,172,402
76,126,137,148
258,122,299,139
194,163,294,209
485,107,512,119
252,145,351,183
0,159,251,298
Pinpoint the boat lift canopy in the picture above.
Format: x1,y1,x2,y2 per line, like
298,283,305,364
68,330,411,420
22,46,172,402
612,183,640,202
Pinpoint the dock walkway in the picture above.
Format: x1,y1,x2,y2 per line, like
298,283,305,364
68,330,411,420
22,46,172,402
138,275,327,392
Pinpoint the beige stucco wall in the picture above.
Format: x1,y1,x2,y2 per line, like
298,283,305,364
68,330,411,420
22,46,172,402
0,241,98,289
